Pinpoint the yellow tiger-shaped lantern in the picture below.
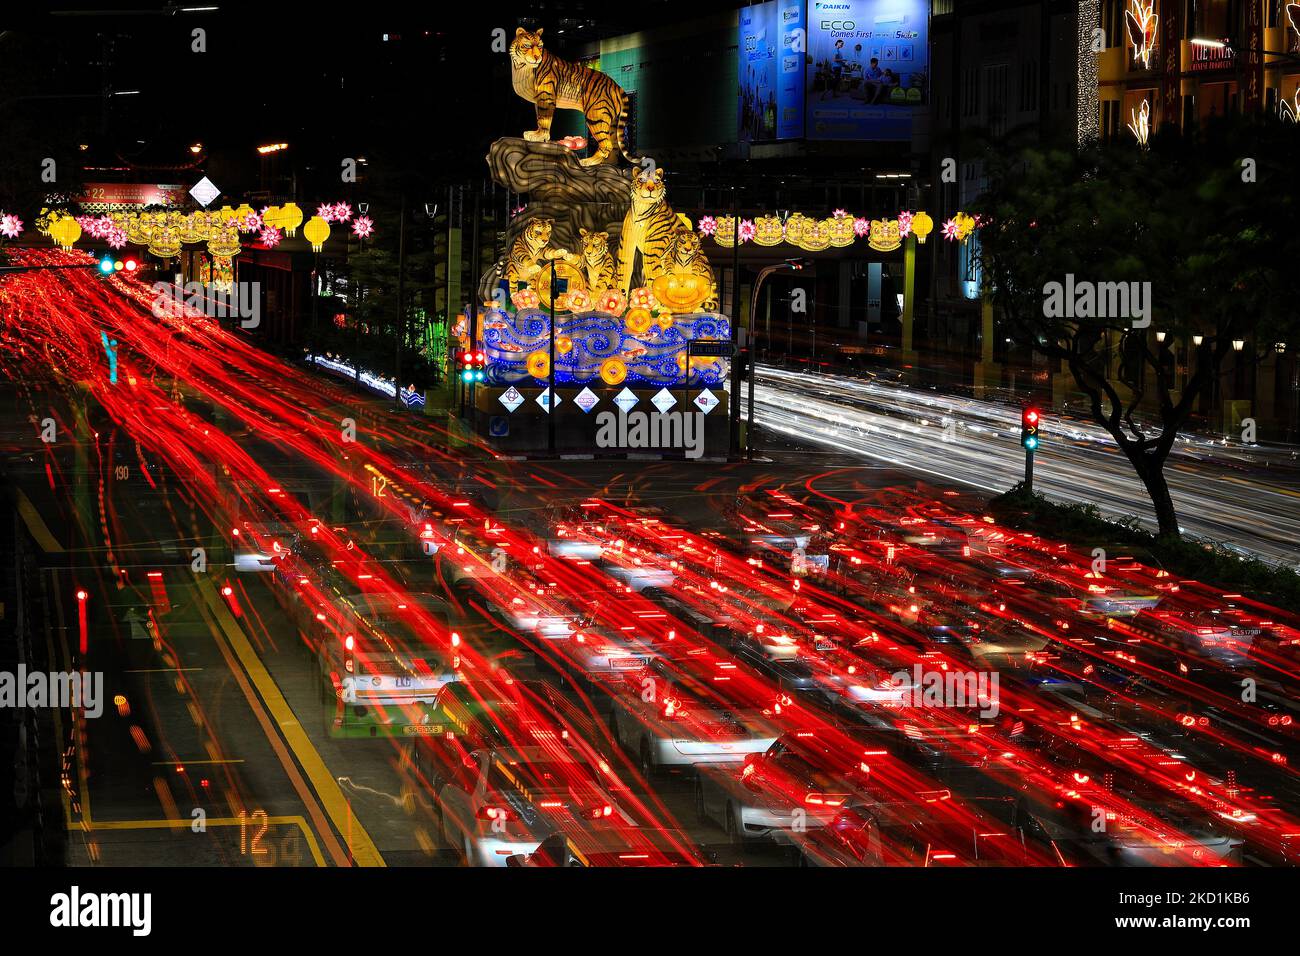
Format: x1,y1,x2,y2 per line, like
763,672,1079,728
617,167,681,295
510,27,639,167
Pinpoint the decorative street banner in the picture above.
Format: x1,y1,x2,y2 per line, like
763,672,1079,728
738,0,806,141
805,0,929,141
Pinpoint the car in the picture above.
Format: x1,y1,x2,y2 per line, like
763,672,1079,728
695,729,884,847
565,625,665,682
316,591,460,738
436,746,631,866
605,662,782,776
506,827,712,867
799,796,1051,867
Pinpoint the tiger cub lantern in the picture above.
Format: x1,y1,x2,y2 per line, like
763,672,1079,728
651,219,719,314
578,228,615,296
509,27,638,168
505,217,584,310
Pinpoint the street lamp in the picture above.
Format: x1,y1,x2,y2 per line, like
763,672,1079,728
1193,334,1204,346
743,257,810,459
1155,330,1166,343
1233,339,1245,352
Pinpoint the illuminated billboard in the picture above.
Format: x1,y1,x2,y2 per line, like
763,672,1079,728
805,0,929,141
738,1,806,141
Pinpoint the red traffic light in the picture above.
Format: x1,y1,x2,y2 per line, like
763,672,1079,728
1022,408,1039,425
124,258,138,272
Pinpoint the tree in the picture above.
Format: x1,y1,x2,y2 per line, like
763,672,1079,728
976,115,1300,539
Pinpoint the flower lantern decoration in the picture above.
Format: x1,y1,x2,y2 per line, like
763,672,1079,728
260,226,282,248
302,215,330,252
738,218,756,243
832,208,849,219
853,217,870,238
232,204,256,232
597,289,628,316
316,202,337,223
698,215,717,237
332,202,352,224
897,211,914,238
352,216,374,239
565,288,593,312
511,287,540,310
911,211,934,244
628,286,659,311
107,227,127,249
49,215,82,250
1,214,26,240
941,217,960,241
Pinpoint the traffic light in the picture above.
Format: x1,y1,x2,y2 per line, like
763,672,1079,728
97,254,138,276
460,348,485,383
1020,406,1041,451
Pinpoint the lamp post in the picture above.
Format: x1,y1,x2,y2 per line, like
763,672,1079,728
728,184,742,459
548,257,558,457
394,194,407,408
746,258,808,459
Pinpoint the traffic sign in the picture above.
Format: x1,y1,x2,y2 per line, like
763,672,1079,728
687,339,734,358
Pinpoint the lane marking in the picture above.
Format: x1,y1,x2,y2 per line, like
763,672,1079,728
197,578,386,867
14,485,64,553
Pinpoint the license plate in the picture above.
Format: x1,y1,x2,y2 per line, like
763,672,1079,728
403,724,440,735
609,657,644,670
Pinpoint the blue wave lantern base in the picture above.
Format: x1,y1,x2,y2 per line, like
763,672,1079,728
481,308,732,387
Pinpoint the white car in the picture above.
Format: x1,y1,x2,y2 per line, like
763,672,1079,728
604,666,781,775
437,746,630,867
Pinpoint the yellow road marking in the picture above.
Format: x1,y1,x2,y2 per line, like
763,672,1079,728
78,816,326,866
14,486,64,553
197,578,386,866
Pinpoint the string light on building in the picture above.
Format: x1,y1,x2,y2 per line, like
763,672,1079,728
1077,0,1101,144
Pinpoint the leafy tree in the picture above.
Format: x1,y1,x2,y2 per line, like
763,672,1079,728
976,116,1300,538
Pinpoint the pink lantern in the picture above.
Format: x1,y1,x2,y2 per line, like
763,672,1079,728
260,226,282,248
351,216,375,238
0,214,23,239
698,215,717,237
897,210,914,238
332,202,353,223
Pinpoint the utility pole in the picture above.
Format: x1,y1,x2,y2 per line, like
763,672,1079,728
469,187,481,416
728,182,742,459
394,194,407,409
547,257,557,456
